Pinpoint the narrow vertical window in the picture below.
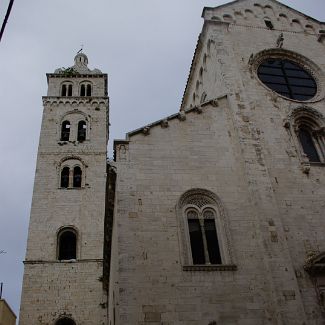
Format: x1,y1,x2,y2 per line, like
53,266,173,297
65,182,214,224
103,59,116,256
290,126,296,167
58,229,77,260
61,121,70,141
77,121,87,142
68,84,72,96
298,128,320,162
188,219,205,264
60,167,70,188
179,190,232,268
204,219,221,264
73,166,82,188
80,84,85,96
86,84,91,96
61,84,67,96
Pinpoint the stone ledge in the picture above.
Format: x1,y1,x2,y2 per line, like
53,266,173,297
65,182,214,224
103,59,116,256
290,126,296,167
183,264,237,271
24,259,103,265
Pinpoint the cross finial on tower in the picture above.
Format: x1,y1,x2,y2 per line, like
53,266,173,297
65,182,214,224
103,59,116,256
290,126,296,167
77,44,84,54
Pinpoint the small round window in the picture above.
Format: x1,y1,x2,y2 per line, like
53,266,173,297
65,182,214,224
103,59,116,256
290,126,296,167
257,59,317,101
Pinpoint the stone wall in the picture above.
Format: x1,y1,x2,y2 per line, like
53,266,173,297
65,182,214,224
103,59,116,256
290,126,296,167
112,1,325,323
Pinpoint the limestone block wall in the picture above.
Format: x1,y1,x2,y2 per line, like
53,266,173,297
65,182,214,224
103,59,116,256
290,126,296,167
47,75,107,97
180,3,325,321
20,72,109,324
112,2,325,322
113,96,306,324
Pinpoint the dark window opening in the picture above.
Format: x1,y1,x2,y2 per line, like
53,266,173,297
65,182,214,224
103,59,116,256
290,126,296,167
204,219,222,264
298,128,320,162
68,84,72,97
86,84,91,96
60,167,70,188
61,84,67,96
56,318,76,325
73,166,82,188
188,219,205,264
77,121,86,142
61,121,70,141
258,59,317,101
265,20,274,29
58,230,77,260
80,84,85,96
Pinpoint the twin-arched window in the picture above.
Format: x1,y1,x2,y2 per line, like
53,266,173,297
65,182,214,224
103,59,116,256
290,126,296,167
60,81,92,97
290,108,325,164
57,228,77,260
60,166,83,188
298,127,321,162
80,83,91,96
177,189,233,268
60,120,87,142
187,208,221,264
61,83,73,97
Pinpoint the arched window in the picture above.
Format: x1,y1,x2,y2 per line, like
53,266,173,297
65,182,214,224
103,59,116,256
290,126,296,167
61,121,70,141
55,317,76,325
61,83,73,97
86,84,91,96
77,121,86,142
61,84,67,97
289,107,325,165
73,166,82,188
187,209,221,265
68,84,72,97
60,167,70,188
57,228,77,260
298,127,320,162
80,84,85,96
177,189,234,268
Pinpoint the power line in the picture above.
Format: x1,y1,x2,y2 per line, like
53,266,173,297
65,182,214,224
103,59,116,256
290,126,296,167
0,0,15,43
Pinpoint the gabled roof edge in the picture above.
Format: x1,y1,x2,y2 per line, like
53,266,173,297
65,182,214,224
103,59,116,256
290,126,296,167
202,0,325,24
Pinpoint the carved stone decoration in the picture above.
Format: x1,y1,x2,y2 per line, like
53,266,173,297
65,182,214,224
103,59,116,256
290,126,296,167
318,32,325,43
304,251,325,311
196,106,203,114
276,33,284,48
301,160,311,174
283,118,290,128
304,251,325,276
211,99,219,107
178,111,186,121
142,127,150,135
117,144,128,161
289,106,325,124
161,119,169,128
176,188,234,266
248,53,254,65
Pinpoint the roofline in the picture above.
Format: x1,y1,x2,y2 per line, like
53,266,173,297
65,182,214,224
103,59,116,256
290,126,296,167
202,0,325,24
0,299,17,318
182,0,324,109
113,95,227,161
46,73,108,83
126,96,226,138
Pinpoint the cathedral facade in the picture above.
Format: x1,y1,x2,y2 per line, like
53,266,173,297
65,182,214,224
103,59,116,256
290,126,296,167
20,0,325,324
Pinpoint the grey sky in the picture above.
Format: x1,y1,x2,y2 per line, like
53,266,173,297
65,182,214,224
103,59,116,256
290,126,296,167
0,0,324,318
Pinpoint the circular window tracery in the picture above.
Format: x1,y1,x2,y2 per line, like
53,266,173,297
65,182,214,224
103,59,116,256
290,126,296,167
257,59,317,101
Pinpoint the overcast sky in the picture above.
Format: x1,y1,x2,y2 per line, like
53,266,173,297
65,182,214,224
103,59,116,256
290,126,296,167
0,0,324,319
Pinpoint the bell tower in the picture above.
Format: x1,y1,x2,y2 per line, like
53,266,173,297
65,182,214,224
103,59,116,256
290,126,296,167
19,53,109,325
